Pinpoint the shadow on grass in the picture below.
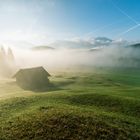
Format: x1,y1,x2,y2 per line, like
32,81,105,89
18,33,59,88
27,80,75,92
6,81,60,92
7,79,75,92
18,82,61,92
67,93,140,117
67,93,121,107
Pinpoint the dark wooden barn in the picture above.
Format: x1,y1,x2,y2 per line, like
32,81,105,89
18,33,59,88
13,66,51,90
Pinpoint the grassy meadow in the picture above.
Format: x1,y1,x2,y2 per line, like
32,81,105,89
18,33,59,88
0,67,140,139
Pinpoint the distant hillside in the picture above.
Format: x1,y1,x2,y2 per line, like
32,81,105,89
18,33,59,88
32,46,55,51
128,43,140,48
49,37,114,49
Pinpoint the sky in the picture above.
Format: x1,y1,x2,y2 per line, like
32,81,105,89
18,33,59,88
0,0,140,46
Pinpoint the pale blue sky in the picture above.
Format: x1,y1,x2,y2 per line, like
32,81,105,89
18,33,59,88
0,0,140,44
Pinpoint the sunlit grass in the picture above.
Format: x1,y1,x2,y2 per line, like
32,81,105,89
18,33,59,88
0,67,140,139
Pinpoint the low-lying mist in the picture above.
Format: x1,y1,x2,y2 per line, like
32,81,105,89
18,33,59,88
0,45,140,77
15,45,140,68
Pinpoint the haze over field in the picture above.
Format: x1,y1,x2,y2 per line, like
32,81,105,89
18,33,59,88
0,36,140,78
16,44,140,68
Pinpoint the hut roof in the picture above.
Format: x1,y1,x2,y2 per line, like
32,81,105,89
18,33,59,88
13,66,50,78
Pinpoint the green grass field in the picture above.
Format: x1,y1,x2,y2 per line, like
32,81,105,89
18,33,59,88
0,67,140,140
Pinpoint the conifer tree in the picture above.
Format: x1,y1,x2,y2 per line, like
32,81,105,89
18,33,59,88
7,47,14,62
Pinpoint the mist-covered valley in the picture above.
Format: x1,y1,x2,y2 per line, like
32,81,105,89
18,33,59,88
0,38,140,77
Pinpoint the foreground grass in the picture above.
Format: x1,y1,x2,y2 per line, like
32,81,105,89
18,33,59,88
0,67,140,139
1,109,137,140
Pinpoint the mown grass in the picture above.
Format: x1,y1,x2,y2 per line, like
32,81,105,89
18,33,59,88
0,67,140,139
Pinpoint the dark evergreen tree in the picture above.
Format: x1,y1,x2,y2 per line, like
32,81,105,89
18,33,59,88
7,47,14,62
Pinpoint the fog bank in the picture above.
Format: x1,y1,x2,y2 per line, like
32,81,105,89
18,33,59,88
0,44,140,77
15,46,140,68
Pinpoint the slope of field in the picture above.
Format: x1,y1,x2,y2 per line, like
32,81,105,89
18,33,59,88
0,67,140,139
